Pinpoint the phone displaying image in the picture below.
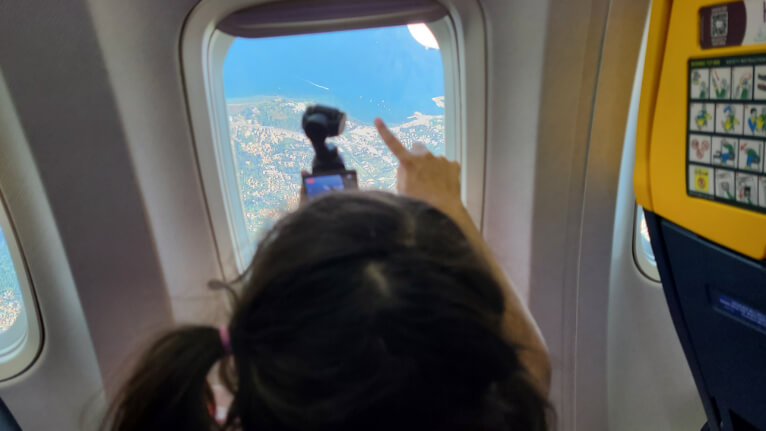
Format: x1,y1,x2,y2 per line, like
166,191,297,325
302,170,358,200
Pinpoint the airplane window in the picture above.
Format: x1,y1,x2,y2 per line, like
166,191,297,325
0,223,26,350
634,206,660,282
223,24,446,243
638,210,655,265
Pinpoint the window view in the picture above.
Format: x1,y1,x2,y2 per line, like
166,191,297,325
223,24,446,242
0,225,23,334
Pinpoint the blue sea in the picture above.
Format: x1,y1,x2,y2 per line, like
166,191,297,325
223,25,445,124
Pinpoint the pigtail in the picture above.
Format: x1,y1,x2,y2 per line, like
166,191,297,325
104,326,225,431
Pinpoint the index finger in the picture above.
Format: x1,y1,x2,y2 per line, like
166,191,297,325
375,118,410,161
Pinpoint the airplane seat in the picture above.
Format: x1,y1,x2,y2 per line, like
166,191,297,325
645,213,766,431
0,397,22,431
636,1,766,430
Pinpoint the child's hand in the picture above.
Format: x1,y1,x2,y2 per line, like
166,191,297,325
374,118,462,215
376,119,550,395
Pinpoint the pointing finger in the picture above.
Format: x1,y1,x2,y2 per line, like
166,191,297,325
411,141,429,156
375,118,410,161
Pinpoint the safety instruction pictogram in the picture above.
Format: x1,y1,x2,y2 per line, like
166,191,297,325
689,164,714,196
688,54,766,214
711,136,737,167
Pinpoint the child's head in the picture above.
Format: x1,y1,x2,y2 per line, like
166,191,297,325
106,192,550,431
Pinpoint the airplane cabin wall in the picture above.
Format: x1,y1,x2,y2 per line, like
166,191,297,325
85,0,229,327
0,69,106,431
482,0,612,428
0,0,176,402
481,0,701,430
606,24,707,428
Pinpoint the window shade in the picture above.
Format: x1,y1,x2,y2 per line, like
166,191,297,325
217,0,448,38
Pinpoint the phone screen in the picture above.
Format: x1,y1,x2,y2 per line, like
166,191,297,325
303,170,358,200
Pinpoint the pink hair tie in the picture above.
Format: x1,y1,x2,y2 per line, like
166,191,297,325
218,326,233,356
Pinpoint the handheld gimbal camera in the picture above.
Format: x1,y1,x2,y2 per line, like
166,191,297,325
301,105,358,199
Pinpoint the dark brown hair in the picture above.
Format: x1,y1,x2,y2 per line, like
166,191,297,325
105,191,551,430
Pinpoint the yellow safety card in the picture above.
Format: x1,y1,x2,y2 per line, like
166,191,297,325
687,54,765,211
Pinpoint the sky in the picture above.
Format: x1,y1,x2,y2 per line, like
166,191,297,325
223,25,445,124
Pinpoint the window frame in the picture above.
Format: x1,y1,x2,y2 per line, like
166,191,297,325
0,193,42,381
182,0,487,280
633,205,661,283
